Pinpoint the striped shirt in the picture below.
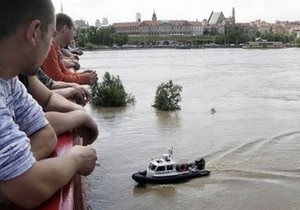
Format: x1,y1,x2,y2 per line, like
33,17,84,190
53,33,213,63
0,77,48,181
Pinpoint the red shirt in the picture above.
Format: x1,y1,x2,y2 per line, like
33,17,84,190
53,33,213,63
42,43,90,85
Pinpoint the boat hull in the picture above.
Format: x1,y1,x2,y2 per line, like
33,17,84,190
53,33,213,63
132,169,210,184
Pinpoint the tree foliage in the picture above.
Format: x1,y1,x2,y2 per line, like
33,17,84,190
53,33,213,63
224,26,253,44
294,37,300,47
260,33,294,43
153,80,182,111
77,26,128,47
91,72,135,107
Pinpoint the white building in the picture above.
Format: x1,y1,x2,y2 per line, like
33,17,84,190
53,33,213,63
136,13,141,22
102,17,108,26
95,19,101,28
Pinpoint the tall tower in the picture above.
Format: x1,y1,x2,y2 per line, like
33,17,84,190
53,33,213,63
136,13,141,22
152,9,157,21
60,0,63,13
102,17,108,25
232,7,235,24
95,19,101,28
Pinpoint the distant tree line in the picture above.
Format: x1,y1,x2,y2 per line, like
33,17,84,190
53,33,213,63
77,25,300,48
77,26,128,48
127,28,298,47
212,26,297,45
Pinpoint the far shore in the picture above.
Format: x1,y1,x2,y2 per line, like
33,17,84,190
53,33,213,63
81,44,296,51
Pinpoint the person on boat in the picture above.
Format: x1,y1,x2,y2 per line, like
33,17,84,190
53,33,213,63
0,0,98,208
42,13,98,85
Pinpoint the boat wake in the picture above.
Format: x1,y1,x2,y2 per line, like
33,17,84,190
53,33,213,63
205,130,300,182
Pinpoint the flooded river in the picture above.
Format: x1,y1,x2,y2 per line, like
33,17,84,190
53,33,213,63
80,48,300,210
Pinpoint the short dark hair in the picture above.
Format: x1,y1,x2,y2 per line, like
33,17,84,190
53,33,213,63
56,13,74,31
0,0,54,41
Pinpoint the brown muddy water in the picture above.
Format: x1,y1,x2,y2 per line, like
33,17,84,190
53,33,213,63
80,48,300,210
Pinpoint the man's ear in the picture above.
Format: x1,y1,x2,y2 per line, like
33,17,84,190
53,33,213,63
25,20,42,47
63,25,69,33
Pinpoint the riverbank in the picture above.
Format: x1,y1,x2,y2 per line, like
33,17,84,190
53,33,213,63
81,43,297,51
81,44,243,51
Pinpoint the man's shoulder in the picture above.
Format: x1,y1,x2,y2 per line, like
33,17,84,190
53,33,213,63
0,77,27,108
0,77,22,91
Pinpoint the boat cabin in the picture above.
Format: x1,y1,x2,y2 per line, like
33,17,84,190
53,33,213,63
146,154,178,177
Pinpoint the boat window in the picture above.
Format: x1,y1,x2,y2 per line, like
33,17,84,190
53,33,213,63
156,166,165,171
166,165,173,170
149,163,156,171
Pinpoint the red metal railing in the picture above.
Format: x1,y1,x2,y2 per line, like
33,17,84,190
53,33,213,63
19,132,86,210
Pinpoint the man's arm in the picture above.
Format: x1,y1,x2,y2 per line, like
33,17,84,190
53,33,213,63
0,146,97,209
36,68,91,104
51,82,91,105
29,124,57,161
27,76,84,112
45,111,98,145
50,80,78,89
0,86,96,208
63,58,80,70
51,87,87,106
42,45,96,85
27,76,98,144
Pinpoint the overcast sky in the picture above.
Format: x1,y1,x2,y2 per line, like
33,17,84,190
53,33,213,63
52,0,300,25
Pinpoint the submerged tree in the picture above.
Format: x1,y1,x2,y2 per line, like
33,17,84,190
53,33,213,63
91,72,135,107
153,80,182,111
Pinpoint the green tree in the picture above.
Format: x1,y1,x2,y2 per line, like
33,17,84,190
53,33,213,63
239,33,251,43
77,28,88,47
91,72,135,107
214,34,225,45
86,26,97,44
295,37,300,47
76,26,128,47
111,33,128,46
153,80,182,111
224,26,253,44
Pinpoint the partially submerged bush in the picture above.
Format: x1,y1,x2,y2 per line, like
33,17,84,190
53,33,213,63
153,80,182,111
91,72,135,107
